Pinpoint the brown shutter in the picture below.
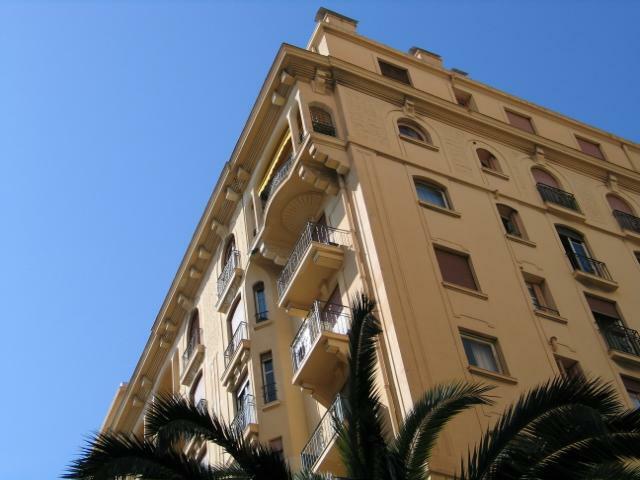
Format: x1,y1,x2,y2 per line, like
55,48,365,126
532,168,559,188
506,110,535,133
379,60,411,85
576,137,605,160
585,295,619,319
435,248,478,290
606,195,633,215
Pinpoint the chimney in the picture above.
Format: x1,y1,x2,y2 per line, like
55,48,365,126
315,7,358,32
409,46,443,68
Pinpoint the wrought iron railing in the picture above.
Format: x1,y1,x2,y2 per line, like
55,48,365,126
217,250,241,299
260,154,294,208
567,252,613,281
231,395,257,434
182,328,202,374
300,394,346,471
601,324,640,357
536,183,580,211
312,120,336,137
277,223,350,299
255,310,269,323
291,301,351,373
613,210,640,233
262,382,278,404
224,322,249,367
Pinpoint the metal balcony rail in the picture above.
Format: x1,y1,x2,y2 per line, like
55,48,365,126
255,310,269,323
260,154,294,208
291,301,351,373
196,398,208,414
277,222,351,299
217,250,241,298
536,183,580,211
613,210,640,233
231,395,257,435
566,252,613,281
223,322,249,367
312,119,336,137
532,300,560,317
181,328,203,373
262,382,278,404
601,324,640,357
300,394,346,471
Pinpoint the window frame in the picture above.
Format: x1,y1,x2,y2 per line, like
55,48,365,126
378,59,412,85
497,204,524,238
477,148,501,172
622,376,640,408
260,351,277,404
415,180,451,210
253,282,268,323
460,332,504,374
576,135,606,160
434,246,480,292
505,108,536,134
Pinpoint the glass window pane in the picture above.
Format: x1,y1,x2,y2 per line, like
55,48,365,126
416,183,447,208
462,336,500,373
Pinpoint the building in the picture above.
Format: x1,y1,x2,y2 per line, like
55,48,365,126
101,8,640,479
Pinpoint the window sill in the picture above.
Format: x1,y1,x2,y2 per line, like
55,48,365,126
468,365,518,384
534,309,568,324
399,133,439,152
442,281,488,300
622,228,640,243
481,167,509,180
418,200,461,218
253,320,274,331
543,202,586,222
505,234,536,248
262,400,282,412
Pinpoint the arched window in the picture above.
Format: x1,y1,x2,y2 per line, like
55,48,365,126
607,194,633,215
398,120,431,144
533,169,579,211
532,168,559,188
185,309,201,358
608,194,640,233
497,204,526,238
253,282,268,322
222,235,237,269
555,226,598,275
309,106,336,137
415,180,450,210
477,148,500,172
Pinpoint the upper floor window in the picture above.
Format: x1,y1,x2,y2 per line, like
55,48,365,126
555,356,584,380
187,309,201,349
497,204,525,238
533,168,580,211
607,194,640,233
398,120,431,144
190,372,205,408
635,252,640,264
477,148,500,172
622,376,640,408
532,168,559,188
261,351,277,404
378,60,411,85
556,226,596,274
309,106,336,137
461,332,503,373
453,88,476,111
415,180,450,210
222,236,237,269
505,109,535,134
576,136,605,160
253,282,268,322
525,277,559,316
435,247,478,291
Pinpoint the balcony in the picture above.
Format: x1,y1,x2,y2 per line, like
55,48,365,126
221,322,250,388
231,395,258,440
260,154,294,208
301,394,346,474
216,250,242,313
180,329,205,386
601,324,640,365
291,301,350,405
614,210,640,234
277,223,350,309
536,183,581,213
567,252,617,291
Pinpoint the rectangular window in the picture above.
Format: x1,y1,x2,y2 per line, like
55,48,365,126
525,280,559,315
555,356,584,380
586,295,620,327
435,248,478,291
576,137,605,160
261,352,277,404
453,88,475,110
505,110,535,134
461,333,502,373
253,283,268,322
636,252,640,264
379,60,411,85
416,182,449,209
622,377,640,408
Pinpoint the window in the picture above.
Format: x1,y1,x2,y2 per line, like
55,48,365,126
533,169,579,211
586,294,622,330
555,356,584,380
607,194,634,215
532,168,559,188
556,226,599,275
309,106,336,137
585,295,640,357
435,248,478,291
477,148,500,171
497,204,524,238
505,110,535,134
525,279,559,315
461,333,502,373
415,181,450,209
190,372,206,409
253,282,268,322
635,252,640,264
379,60,411,85
607,195,640,233
398,122,427,142
222,236,237,269
576,137,605,160
269,437,284,460
622,377,640,408
454,88,475,110
186,309,201,356
261,352,277,403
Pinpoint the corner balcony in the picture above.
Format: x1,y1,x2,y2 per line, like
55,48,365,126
567,252,617,291
601,324,640,366
221,322,250,388
613,210,640,234
291,301,350,406
231,395,258,441
301,394,346,475
277,223,350,309
260,154,294,209
216,250,242,313
180,329,205,386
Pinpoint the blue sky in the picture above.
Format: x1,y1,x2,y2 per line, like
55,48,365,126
0,1,638,478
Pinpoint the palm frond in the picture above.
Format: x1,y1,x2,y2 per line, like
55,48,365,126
583,460,640,479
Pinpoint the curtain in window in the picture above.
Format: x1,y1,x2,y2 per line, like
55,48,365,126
462,337,499,372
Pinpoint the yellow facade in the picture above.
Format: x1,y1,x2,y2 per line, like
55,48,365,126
102,9,640,478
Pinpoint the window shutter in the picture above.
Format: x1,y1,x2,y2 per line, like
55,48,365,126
506,110,535,133
577,137,605,160
607,195,633,215
435,249,477,290
532,169,559,188
379,60,411,85
585,295,619,319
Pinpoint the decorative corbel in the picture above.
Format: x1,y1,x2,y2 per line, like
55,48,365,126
131,396,144,408
271,92,286,106
139,376,152,393
280,70,295,86
533,145,545,163
159,334,173,349
403,97,416,117
189,266,202,279
225,187,240,202
210,218,227,237
606,173,619,192
311,68,332,95
197,246,212,260
236,167,250,182
177,293,193,310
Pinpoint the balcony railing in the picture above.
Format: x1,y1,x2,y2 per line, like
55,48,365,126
217,250,241,299
255,310,269,323
260,154,295,208
567,252,613,281
312,120,336,137
601,324,640,357
224,322,249,367
301,394,346,471
536,183,580,211
182,328,202,374
614,210,640,233
231,395,257,435
291,301,351,373
277,223,350,299
262,382,278,404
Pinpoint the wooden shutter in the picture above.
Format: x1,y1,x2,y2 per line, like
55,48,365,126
607,195,633,215
585,295,619,319
577,137,605,160
506,110,535,133
435,248,477,290
532,168,559,188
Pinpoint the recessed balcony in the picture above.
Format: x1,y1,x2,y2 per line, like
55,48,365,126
230,395,258,441
291,301,350,405
613,210,640,234
567,252,617,291
301,394,346,475
277,223,350,309
601,324,640,366
221,322,250,388
180,329,205,386
216,250,242,313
